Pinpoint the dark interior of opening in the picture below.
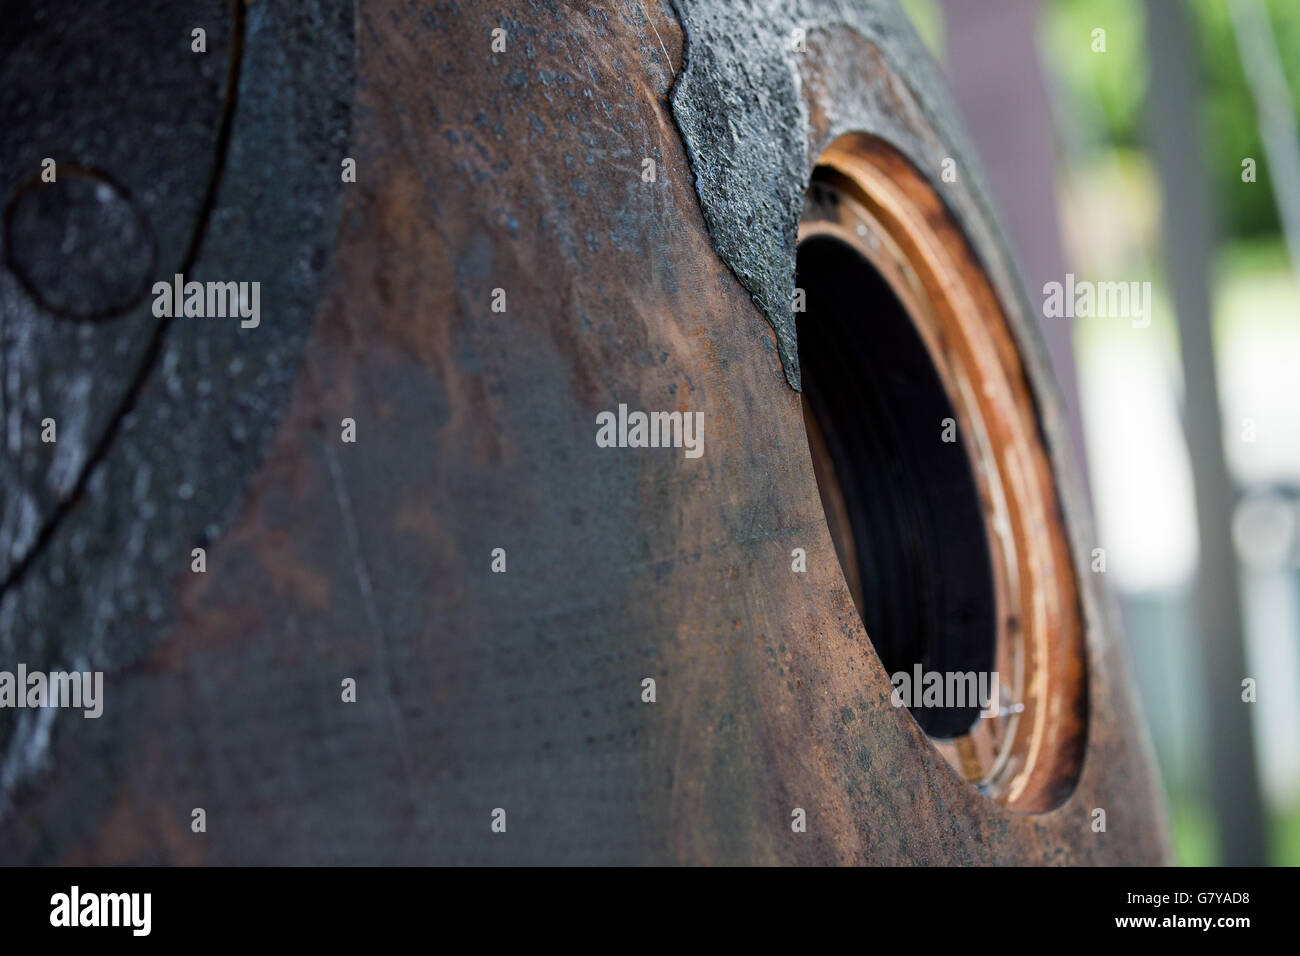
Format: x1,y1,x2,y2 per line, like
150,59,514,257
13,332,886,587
797,234,997,738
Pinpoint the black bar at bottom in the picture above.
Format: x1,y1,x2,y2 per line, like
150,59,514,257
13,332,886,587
0,865,1291,942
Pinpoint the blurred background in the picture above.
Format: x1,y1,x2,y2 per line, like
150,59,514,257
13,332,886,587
899,0,1300,865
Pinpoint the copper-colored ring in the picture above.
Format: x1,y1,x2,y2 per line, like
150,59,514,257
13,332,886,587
799,133,1087,812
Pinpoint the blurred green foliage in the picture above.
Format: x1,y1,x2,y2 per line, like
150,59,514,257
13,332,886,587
1168,798,1217,865
1043,0,1148,146
1276,800,1300,866
899,0,945,58
1044,0,1300,239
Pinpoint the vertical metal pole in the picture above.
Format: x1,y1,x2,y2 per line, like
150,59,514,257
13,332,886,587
1145,0,1267,864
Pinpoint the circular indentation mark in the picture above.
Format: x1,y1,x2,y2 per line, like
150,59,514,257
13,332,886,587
4,165,157,321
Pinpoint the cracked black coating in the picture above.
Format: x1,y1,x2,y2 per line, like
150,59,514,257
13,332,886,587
0,0,234,582
0,0,356,810
669,0,990,392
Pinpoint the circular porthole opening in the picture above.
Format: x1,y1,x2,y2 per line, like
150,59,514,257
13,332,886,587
798,233,996,739
796,140,1088,812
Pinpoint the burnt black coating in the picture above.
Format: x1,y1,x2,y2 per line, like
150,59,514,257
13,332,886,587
669,0,989,392
0,0,356,808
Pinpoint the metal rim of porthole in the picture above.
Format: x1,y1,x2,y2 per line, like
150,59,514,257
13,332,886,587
796,133,1089,813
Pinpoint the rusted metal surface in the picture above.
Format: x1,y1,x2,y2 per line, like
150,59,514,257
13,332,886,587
0,0,1168,863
